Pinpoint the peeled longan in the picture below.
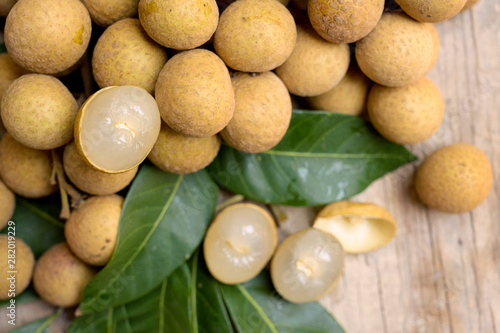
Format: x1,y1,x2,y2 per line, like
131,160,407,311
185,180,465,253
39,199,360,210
82,0,139,27
308,64,371,116
0,180,15,231
355,12,433,87
368,77,444,145
63,142,138,195
214,0,296,72
275,26,350,97
5,0,91,74
155,49,235,138
415,144,493,213
0,235,35,300
92,19,167,95
1,74,78,150
395,0,467,23
65,195,123,266
139,0,219,50
0,134,57,198
308,0,385,44
33,243,96,307
148,122,221,174
221,72,292,153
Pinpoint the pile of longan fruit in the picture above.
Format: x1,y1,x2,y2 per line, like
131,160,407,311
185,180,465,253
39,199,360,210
0,0,493,314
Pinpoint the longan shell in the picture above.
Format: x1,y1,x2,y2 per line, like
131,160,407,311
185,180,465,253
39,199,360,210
65,195,123,266
148,122,221,174
5,0,91,74
0,134,57,198
139,0,219,50
308,64,371,116
275,25,350,97
155,49,235,138
33,243,96,307
1,74,78,150
0,180,15,231
221,72,292,153
415,144,493,213
0,235,34,300
214,0,297,72
82,0,139,27
355,12,433,87
395,0,467,23
367,77,444,145
63,142,138,195
308,0,385,44
92,18,168,95
0,53,27,102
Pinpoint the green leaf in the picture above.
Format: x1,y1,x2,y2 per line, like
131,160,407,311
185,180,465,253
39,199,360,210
220,272,345,333
0,44,6,53
69,253,233,333
9,311,59,333
1,196,65,258
208,110,417,206
79,164,219,314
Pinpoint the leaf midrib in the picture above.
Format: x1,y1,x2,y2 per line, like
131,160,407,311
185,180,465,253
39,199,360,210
261,150,409,159
235,284,278,333
19,199,64,228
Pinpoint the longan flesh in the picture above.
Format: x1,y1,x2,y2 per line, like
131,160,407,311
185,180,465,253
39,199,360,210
204,204,278,285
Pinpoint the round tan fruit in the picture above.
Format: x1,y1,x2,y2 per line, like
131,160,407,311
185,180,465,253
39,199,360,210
395,0,467,23
0,0,15,16
1,74,78,150
204,203,278,284
155,49,234,138
33,243,96,307
415,143,493,213
63,142,138,195
313,201,397,253
148,122,221,174
0,53,27,102
355,12,433,87
214,0,296,72
74,86,161,173
0,235,34,300
426,23,440,72
275,26,350,97
308,64,371,116
271,227,344,303
368,76,444,145
82,0,139,27
139,0,219,50
221,72,292,153
0,180,15,230
308,0,385,43
4,0,91,74
65,195,123,266
92,18,168,95
0,134,57,198
462,0,480,11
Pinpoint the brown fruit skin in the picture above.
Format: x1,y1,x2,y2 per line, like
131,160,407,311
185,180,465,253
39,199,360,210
65,195,123,266
395,0,467,23
308,0,385,44
4,0,91,74
426,23,440,73
415,144,493,213
221,72,292,153
214,0,297,72
82,0,139,27
0,180,15,230
275,26,350,97
0,235,35,300
367,77,444,145
0,53,27,102
1,74,78,150
33,243,96,307
308,64,371,116
63,142,138,195
0,0,15,17
355,12,433,87
462,0,480,11
139,0,219,50
155,49,235,138
92,19,168,95
0,134,57,198
148,122,221,174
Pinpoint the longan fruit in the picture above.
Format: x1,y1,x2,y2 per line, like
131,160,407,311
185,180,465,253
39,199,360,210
82,0,139,27
0,53,27,102
395,0,467,23
0,235,35,300
0,180,15,231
